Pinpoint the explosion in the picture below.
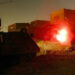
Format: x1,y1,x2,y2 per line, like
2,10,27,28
56,28,68,44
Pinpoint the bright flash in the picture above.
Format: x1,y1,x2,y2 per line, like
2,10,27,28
56,28,68,44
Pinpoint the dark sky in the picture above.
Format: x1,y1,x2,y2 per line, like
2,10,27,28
0,0,75,31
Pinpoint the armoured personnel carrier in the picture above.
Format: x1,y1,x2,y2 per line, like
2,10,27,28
0,30,40,61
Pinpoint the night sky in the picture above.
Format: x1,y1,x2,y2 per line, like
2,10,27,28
0,0,75,31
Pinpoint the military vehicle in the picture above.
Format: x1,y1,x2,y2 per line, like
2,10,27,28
0,30,40,61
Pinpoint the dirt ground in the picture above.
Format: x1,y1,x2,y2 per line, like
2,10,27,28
0,54,75,75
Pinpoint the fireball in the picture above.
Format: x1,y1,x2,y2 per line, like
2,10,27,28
56,28,68,44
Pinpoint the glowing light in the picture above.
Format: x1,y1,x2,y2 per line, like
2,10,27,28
56,28,68,44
